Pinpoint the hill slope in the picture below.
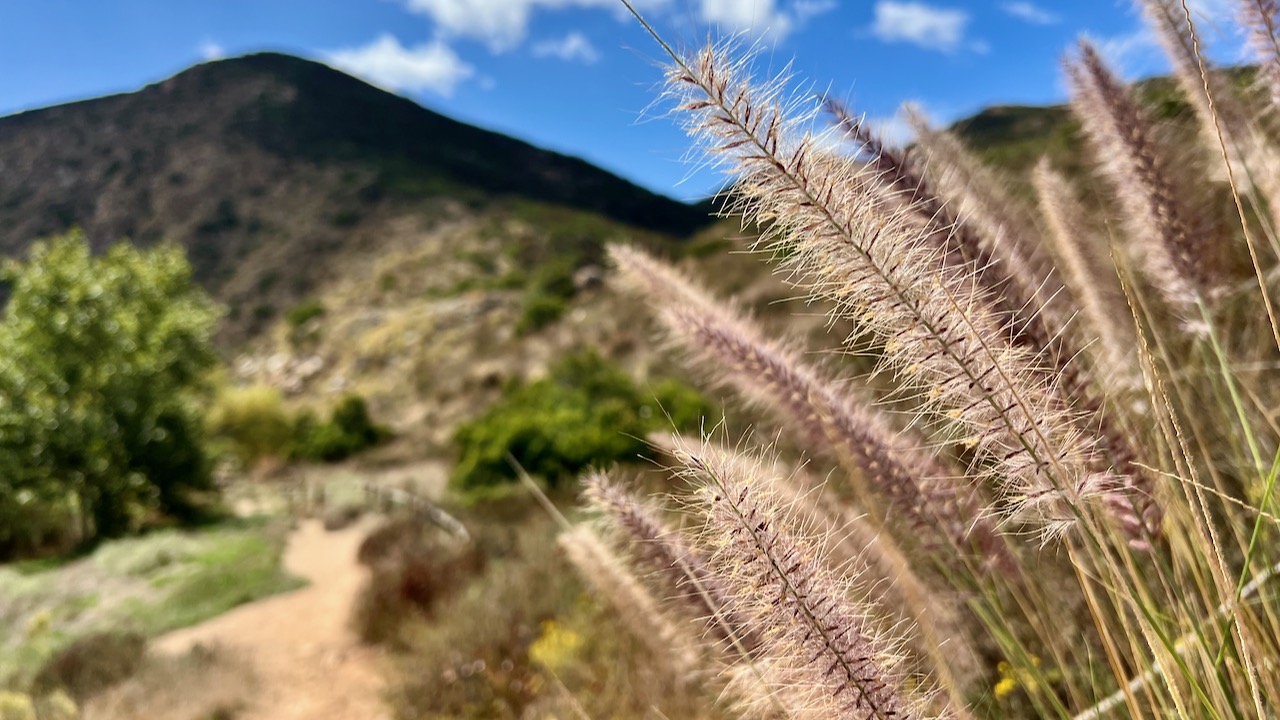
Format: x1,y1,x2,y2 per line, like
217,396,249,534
0,53,709,341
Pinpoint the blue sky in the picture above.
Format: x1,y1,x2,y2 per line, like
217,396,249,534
0,0,1244,201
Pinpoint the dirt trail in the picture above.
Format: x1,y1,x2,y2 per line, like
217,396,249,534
155,518,389,720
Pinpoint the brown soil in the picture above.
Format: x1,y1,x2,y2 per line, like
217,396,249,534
154,518,389,720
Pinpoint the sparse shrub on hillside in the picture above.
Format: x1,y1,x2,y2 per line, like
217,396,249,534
450,351,714,498
387,514,571,719
285,299,325,328
0,693,34,720
516,293,569,334
206,384,295,466
516,256,579,334
292,395,391,463
322,502,364,531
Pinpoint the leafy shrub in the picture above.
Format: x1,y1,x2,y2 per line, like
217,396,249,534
450,351,713,497
206,385,295,465
285,300,325,328
0,501,78,563
515,294,567,334
516,257,579,335
292,396,391,463
647,378,716,432
30,631,145,701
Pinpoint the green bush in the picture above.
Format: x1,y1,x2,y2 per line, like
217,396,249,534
516,294,568,334
206,385,295,465
285,300,325,328
516,257,582,335
292,396,391,462
647,378,716,432
450,351,714,498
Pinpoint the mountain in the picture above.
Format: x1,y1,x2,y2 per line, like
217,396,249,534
947,69,1260,180
0,53,710,342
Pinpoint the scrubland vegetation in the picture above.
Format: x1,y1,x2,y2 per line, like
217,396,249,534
10,1,1280,718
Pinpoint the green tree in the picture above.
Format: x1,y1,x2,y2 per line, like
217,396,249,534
0,232,220,551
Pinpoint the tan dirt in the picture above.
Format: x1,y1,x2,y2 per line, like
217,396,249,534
154,518,389,720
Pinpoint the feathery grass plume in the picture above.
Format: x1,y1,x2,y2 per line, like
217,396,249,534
557,525,703,677
609,243,1012,569
647,433,986,706
1067,40,1211,322
581,471,761,656
771,461,985,706
890,107,1162,504
821,97,1156,539
822,99,1049,335
581,473,742,639
1239,0,1280,109
900,104,1064,314
1139,0,1280,192
1032,160,1141,388
664,42,1122,541
673,437,947,720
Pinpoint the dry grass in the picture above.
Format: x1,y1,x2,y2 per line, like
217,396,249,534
81,644,255,720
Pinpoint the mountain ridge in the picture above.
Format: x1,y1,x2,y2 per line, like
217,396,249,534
0,52,710,342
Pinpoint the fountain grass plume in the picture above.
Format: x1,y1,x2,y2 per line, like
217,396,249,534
822,97,1067,353
1032,159,1140,389
610,244,1013,569
900,104,1063,318
1067,40,1210,321
1239,0,1280,110
820,93,1158,544
662,41,1125,542
672,436,949,720
581,470,763,655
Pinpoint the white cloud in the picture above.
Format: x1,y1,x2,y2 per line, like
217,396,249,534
1086,27,1160,78
532,32,600,63
1002,2,1059,25
699,0,792,38
198,40,226,61
794,0,838,23
404,0,533,51
401,0,666,51
871,2,971,52
865,113,915,148
695,0,842,40
326,35,475,96
401,0,818,50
